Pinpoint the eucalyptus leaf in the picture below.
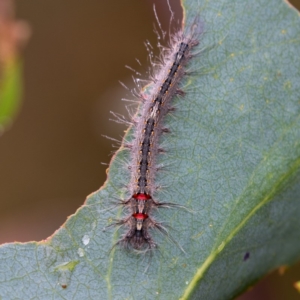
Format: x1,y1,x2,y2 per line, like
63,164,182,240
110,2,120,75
1,0,300,299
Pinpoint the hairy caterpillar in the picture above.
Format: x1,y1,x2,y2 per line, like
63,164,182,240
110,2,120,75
110,14,202,252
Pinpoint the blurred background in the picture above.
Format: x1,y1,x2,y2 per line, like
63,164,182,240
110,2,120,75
0,0,299,299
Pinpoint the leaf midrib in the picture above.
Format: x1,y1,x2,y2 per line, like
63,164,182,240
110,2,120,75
180,117,300,299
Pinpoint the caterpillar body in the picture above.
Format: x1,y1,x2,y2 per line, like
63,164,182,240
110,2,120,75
113,16,202,252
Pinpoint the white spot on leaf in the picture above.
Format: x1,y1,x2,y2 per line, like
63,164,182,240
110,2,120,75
82,235,90,246
78,248,85,257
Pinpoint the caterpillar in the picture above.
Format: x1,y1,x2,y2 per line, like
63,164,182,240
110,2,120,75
111,14,202,253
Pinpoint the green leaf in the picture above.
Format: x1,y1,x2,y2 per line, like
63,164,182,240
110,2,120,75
0,60,23,132
1,0,300,299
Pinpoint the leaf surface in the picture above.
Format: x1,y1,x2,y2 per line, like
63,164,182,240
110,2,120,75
1,0,300,299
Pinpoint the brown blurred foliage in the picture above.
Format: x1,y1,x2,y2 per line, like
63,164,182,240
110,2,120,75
0,0,30,67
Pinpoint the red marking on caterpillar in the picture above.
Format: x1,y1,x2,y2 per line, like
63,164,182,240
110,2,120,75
133,193,151,201
108,13,203,254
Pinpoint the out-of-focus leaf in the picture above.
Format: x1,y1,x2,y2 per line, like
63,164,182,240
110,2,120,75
0,0,29,132
0,60,22,131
